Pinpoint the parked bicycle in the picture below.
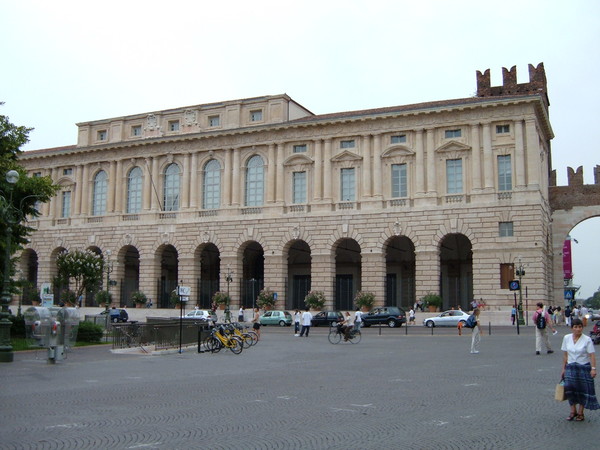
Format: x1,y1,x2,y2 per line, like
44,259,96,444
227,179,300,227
204,324,244,354
222,322,258,349
328,323,362,344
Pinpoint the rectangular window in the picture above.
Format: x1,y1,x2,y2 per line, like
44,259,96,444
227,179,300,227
391,164,407,197
33,172,42,177
62,168,73,176
293,144,307,153
132,125,142,136
500,263,515,289
340,140,355,149
61,191,71,218
446,159,463,194
292,171,307,204
498,155,512,191
499,221,514,237
496,124,510,134
444,129,462,139
97,130,107,141
391,134,407,144
250,110,263,122
208,115,220,127
168,120,180,132
340,168,355,201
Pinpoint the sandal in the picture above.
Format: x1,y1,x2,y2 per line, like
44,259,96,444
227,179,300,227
566,411,577,421
575,414,585,422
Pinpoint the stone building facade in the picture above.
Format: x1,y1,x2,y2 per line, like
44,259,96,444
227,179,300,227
17,64,554,312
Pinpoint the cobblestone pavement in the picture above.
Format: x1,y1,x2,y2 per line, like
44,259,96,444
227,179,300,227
0,325,597,449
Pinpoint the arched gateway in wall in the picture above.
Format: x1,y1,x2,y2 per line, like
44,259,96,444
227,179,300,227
550,166,600,305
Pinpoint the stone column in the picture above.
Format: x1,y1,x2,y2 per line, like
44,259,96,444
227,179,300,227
224,148,233,207
361,135,372,198
470,124,482,191
311,253,334,309
143,158,152,211
267,144,276,203
114,159,123,213
50,168,59,219
107,161,116,213
414,247,440,301
73,164,83,215
360,252,385,307
313,139,323,200
151,156,160,211
264,252,286,309
181,154,190,209
482,122,494,190
372,134,383,198
190,152,198,209
138,253,158,309
514,120,526,188
323,139,332,201
525,118,540,188
276,143,284,203
232,148,240,206
426,129,437,194
415,129,425,194
81,164,89,215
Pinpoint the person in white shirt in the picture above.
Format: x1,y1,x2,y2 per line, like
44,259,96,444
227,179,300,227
354,309,363,331
238,306,244,322
580,305,589,327
561,318,599,421
299,308,313,337
294,309,301,336
408,308,415,325
342,311,354,341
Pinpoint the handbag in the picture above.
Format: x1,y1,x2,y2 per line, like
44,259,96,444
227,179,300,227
554,380,566,402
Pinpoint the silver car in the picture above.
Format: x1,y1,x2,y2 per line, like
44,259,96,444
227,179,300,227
423,310,470,327
184,309,217,323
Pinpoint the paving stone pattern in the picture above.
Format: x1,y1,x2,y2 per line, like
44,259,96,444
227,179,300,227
0,325,597,449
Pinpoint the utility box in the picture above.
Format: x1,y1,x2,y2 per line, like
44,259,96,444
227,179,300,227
23,306,80,363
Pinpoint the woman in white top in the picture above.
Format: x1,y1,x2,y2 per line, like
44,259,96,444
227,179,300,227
561,318,599,421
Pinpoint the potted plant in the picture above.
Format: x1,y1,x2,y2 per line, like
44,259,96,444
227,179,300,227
95,290,112,307
256,288,276,310
354,291,375,311
422,293,442,312
212,291,231,310
304,290,326,310
131,291,148,308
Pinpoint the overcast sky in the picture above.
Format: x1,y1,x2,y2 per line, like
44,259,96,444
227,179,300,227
1,0,598,299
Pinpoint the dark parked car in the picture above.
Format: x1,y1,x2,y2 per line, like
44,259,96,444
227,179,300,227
361,306,406,328
100,308,128,323
311,311,344,327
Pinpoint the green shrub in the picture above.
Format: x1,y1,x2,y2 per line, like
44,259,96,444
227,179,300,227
10,315,26,338
77,321,103,343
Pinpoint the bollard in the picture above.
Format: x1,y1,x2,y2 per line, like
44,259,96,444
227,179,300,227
488,321,491,336
405,323,408,335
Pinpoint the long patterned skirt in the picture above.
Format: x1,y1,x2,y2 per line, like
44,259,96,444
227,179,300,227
564,363,600,410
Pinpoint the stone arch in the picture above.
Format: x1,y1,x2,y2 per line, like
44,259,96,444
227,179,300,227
194,242,221,308
155,244,179,308
117,245,141,307
438,233,473,310
332,238,362,310
238,240,265,308
384,235,416,309
283,239,312,310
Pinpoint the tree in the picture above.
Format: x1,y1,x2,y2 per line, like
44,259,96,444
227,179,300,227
55,250,104,303
0,105,59,296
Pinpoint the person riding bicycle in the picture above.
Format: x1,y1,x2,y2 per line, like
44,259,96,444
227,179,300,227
338,312,354,341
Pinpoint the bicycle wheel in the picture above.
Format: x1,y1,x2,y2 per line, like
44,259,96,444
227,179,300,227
228,337,243,354
242,333,257,348
205,336,222,353
349,330,362,344
328,329,342,344
246,331,259,345
238,333,252,349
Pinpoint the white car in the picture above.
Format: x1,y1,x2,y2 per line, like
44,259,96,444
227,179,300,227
183,309,217,323
423,310,470,327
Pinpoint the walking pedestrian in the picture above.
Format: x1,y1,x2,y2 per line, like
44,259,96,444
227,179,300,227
251,307,261,340
511,306,516,325
534,302,556,355
238,306,245,322
294,309,301,336
470,308,482,354
299,308,312,337
408,307,415,325
561,318,599,421
580,305,589,327
565,305,572,327
353,308,363,332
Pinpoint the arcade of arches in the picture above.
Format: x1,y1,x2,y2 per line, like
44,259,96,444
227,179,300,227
17,234,475,311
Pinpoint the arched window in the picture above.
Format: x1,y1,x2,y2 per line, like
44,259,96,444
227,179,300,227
203,159,221,209
245,155,264,206
92,170,108,216
127,167,143,213
163,163,180,211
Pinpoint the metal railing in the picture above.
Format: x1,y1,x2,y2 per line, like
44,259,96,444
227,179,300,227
111,321,211,351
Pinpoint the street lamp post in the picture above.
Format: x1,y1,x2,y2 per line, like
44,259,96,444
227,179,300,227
104,250,113,330
225,265,233,323
516,257,526,326
0,170,20,363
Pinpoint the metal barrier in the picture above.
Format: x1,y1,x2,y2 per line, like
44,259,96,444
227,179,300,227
111,321,211,351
